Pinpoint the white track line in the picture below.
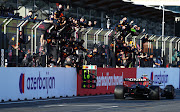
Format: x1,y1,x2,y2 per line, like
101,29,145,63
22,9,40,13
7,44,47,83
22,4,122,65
0,94,113,105
39,104,103,108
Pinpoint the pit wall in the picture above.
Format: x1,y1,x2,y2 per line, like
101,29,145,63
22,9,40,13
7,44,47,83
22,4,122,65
136,68,180,89
0,67,77,102
77,68,137,96
77,68,180,96
0,67,179,102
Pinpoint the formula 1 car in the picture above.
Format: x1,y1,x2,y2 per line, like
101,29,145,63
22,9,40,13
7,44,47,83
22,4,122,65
114,77,175,100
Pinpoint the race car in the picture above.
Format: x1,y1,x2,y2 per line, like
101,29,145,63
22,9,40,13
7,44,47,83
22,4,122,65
114,77,175,100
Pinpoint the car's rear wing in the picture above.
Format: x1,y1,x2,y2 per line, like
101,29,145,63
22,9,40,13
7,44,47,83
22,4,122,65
124,78,149,82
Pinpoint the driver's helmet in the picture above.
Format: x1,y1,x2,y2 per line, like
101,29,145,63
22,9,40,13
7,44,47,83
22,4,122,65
142,77,149,87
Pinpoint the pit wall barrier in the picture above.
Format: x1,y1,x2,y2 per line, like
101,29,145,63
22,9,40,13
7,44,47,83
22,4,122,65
1,67,180,101
0,67,77,102
137,68,180,89
77,68,137,96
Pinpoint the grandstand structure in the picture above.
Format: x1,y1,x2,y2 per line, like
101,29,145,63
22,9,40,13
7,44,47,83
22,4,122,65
0,0,180,67
1,0,179,35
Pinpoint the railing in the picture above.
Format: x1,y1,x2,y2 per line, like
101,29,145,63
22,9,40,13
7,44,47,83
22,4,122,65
82,28,180,67
134,34,180,67
0,17,46,67
0,17,180,67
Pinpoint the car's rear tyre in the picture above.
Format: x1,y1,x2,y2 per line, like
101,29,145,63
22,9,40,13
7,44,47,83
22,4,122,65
164,85,175,99
149,86,160,100
114,85,125,99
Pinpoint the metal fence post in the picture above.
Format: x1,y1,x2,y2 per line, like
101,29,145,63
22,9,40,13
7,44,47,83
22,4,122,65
164,36,170,56
83,28,93,65
107,30,113,45
140,34,146,50
31,22,41,55
48,25,54,33
16,20,25,66
96,28,103,44
125,33,131,43
156,36,162,49
0,18,8,47
3,18,13,66
94,29,101,45
16,20,28,66
169,37,176,64
84,28,93,49
34,21,43,54
30,22,39,56
0,18,8,67
148,35,156,55
104,30,113,67
4,18,13,36
114,32,120,53
147,35,153,54
104,30,113,45
132,36,137,46
104,30,110,45
169,41,172,64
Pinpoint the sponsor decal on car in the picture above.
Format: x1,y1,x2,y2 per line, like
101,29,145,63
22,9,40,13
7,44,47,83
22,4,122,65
124,78,148,82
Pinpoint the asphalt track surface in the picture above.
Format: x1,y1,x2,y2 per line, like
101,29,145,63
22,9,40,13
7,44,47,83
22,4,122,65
0,90,180,112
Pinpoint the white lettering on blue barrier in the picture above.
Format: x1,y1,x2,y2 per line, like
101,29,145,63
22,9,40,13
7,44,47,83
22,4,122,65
153,71,168,85
26,72,55,94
